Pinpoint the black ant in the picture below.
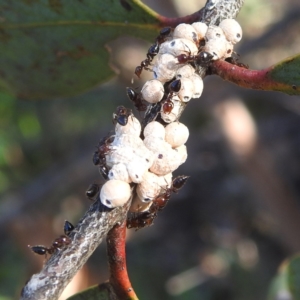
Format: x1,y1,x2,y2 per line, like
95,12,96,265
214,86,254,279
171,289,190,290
156,27,172,44
176,51,214,67
162,79,181,115
135,27,172,78
127,175,189,230
29,235,71,257
64,220,75,236
93,135,114,180
85,183,100,201
225,56,249,69
126,87,147,111
113,105,132,126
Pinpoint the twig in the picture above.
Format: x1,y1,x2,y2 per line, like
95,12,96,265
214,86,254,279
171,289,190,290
20,199,131,300
209,59,300,94
20,1,245,299
107,220,138,300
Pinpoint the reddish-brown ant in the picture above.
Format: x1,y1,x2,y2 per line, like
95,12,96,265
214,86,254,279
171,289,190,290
126,211,156,229
127,175,189,230
29,235,71,257
162,79,181,114
113,105,132,126
126,87,147,111
135,27,172,78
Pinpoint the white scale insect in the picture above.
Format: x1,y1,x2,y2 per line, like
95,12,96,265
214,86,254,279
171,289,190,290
100,18,243,208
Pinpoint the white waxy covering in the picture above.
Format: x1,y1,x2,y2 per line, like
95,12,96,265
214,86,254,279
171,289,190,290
174,144,188,165
191,74,204,98
100,180,131,208
159,38,198,57
173,23,198,44
99,19,244,213
127,158,149,184
143,121,166,139
205,25,226,41
157,172,173,189
153,53,178,82
106,146,134,168
192,22,208,40
115,116,141,137
141,79,164,104
203,37,228,60
149,142,187,176
143,135,166,153
219,19,243,44
136,171,162,202
178,77,195,102
108,163,131,183
176,64,195,79
165,122,189,148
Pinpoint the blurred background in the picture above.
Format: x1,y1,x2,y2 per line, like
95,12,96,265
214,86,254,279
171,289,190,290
1,0,300,299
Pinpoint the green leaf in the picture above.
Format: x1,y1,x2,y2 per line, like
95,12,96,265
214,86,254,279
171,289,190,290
66,282,138,300
66,284,110,300
268,54,300,95
287,255,300,299
267,262,290,300
268,254,300,300
0,0,161,100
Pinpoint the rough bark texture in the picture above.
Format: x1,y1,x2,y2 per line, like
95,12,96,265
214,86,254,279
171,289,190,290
20,1,245,299
20,200,131,300
201,0,245,25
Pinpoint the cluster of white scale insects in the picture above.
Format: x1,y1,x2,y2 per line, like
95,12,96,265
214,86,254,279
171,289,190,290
98,19,243,210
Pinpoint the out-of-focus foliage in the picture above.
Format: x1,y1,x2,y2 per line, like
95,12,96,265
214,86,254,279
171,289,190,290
1,0,300,300
268,254,300,300
66,284,110,300
0,0,160,99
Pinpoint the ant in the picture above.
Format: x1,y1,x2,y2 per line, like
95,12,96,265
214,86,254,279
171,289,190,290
126,210,156,230
126,87,147,111
113,105,133,126
64,220,75,236
225,56,249,69
93,135,114,180
135,27,172,78
85,183,100,201
177,51,214,67
162,79,181,114
127,175,189,230
29,235,71,257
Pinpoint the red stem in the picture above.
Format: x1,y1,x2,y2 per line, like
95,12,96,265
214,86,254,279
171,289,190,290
158,9,204,27
209,60,299,94
107,220,138,300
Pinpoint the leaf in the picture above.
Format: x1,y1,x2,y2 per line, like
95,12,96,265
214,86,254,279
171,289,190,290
268,54,300,95
0,0,161,99
287,255,300,299
66,282,138,300
66,284,111,300
267,254,300,300
267,262,290,300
